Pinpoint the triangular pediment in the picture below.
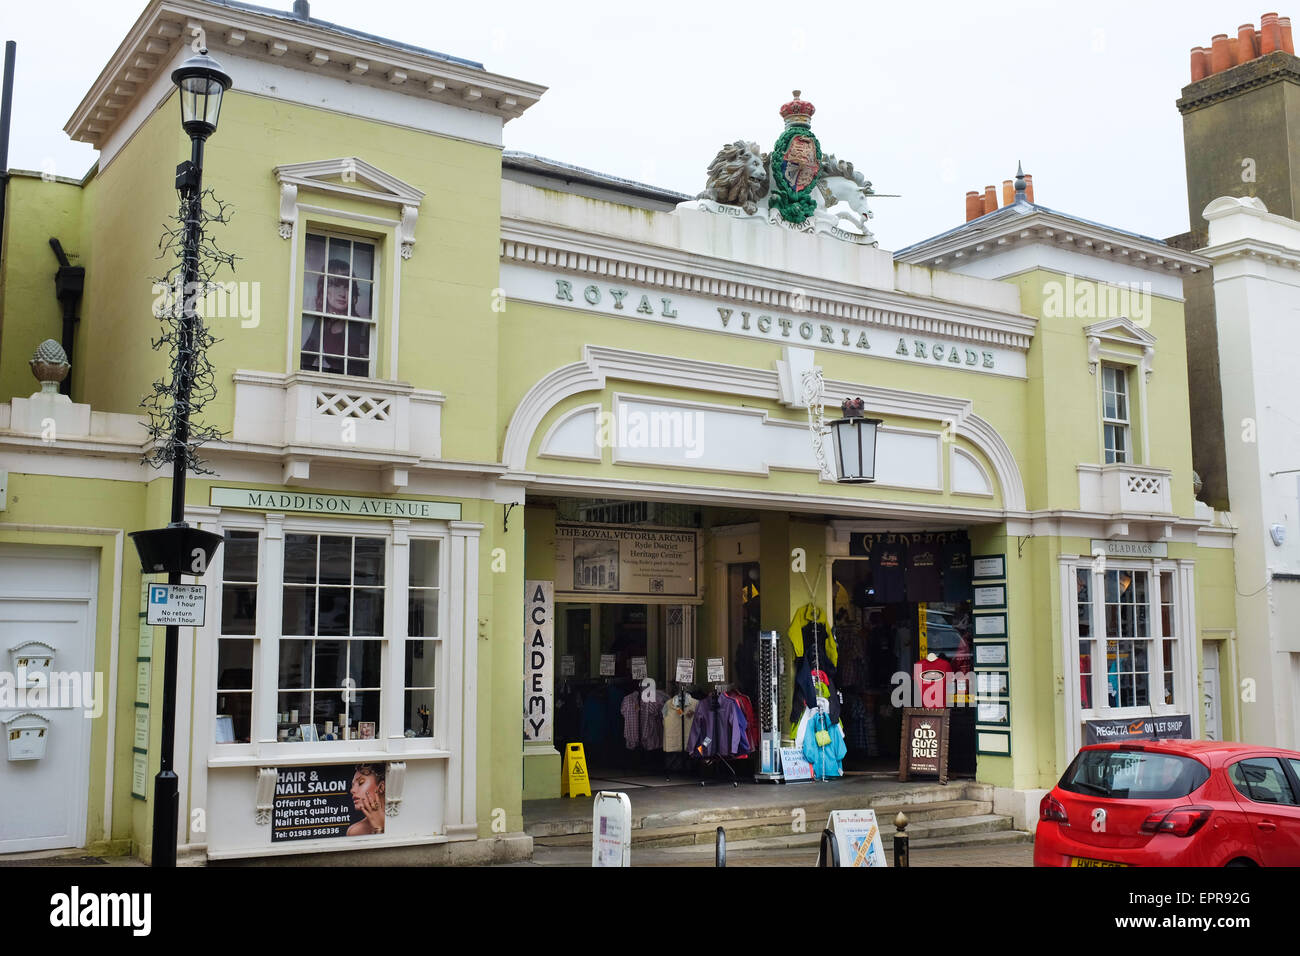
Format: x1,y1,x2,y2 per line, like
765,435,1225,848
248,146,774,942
1084,316,1157,347
274,158,424,208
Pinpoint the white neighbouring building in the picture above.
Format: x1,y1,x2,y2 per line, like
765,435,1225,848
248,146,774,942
1200,195,1300,749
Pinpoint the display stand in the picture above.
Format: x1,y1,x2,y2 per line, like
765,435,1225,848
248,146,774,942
755,629,784,782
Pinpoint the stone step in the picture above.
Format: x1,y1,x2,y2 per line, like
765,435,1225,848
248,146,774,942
525,782,978,837
533,801,999,849
681,822,1033,856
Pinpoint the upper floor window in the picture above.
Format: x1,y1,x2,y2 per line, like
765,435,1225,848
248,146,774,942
1101,364,1130,464
300,233,376,377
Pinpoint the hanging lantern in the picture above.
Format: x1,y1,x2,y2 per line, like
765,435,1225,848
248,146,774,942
829,398,882,483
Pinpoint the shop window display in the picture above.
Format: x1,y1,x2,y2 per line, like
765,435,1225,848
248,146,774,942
216,529,259,743
279,533,385,742
1073,563,1182,719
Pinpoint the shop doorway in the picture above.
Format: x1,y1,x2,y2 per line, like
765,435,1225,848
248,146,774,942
831,531,977,775
554,602,699,776
1201,642,1221,741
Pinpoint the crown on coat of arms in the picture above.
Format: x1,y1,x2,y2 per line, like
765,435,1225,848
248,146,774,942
779,90,815,126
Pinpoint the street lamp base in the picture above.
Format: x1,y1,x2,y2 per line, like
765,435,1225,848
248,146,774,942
151,770,179,868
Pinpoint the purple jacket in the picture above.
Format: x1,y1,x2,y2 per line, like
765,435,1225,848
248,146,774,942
687,693,750,757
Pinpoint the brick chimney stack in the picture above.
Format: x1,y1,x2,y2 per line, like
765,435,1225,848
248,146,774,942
1179,11,1300,243
1192,12,1296,80
963,166,1035,221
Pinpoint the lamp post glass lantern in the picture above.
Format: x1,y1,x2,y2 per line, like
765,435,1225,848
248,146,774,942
171,50,232,138
830,398,881,483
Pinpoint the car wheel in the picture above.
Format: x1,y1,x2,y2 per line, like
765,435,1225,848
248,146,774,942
1224,858,1256,868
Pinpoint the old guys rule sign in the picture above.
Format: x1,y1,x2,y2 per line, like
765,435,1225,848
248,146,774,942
899,708,950,785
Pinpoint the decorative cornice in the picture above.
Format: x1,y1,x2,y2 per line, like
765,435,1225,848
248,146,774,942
500,231,1037,351
1084,317,1158,377
1200,237,1300,272
272,160,423,252
65,0,546,148
895,207,1211,277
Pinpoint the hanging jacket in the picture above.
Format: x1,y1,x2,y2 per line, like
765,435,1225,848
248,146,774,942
725,690,760,751
789,604,839,665
662,693,698,753
802,710,847,779
687,692,747,757
787,604,838,665
790,659,842,725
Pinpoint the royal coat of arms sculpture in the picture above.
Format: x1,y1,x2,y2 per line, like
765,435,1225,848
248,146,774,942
770,92,822,223
681,91,881,246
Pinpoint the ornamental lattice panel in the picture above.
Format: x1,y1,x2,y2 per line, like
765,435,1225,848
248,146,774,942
314,390,392,421
1125,474,1162,496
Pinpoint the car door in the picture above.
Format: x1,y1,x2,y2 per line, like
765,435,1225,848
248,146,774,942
1225,754,1300,866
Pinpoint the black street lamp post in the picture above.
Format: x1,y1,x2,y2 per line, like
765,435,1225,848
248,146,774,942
129,49,231,869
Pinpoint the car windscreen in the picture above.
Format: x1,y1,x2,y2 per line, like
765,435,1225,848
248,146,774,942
1059,749,1210,800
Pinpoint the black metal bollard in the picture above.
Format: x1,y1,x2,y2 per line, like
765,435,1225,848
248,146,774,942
818,827,840,867
715,826,726,867
894,811,910,868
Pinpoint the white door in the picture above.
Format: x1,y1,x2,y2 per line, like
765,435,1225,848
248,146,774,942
0,547,97,854
1201,643,1221,742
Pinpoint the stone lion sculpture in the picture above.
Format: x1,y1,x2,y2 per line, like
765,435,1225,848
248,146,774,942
696,140,769,215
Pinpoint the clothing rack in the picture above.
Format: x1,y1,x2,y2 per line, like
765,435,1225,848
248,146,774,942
691,688,743,788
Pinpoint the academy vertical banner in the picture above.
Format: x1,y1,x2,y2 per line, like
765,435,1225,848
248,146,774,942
523,581,554,744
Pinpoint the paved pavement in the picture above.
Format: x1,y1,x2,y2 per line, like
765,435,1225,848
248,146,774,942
524,773,982,834
503,840,1034,867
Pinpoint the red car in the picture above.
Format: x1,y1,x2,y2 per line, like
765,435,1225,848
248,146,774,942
1034,739,1300,867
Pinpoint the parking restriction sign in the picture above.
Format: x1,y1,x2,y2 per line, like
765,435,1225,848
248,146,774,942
146,584,207,626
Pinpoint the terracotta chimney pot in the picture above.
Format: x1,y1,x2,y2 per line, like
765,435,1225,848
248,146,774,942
966,190,982,222
1190,46,1209,81
1024,174,1035,204
1209,33,1232,73
1002,179,1014,206
1281,16,1294,53
1262,13,1280,54
984,185,999,213
1238,23,1259,60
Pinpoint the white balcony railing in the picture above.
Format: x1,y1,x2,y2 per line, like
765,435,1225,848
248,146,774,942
232,370,443,458
1077,463,1173,515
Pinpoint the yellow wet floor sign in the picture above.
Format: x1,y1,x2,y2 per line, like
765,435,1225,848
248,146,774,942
561,743,591,798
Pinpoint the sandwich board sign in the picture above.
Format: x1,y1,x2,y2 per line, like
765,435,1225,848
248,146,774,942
592,791,632,867
816,809,887,867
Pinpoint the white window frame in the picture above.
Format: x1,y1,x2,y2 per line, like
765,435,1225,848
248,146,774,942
275,158,423,382
1085,318,1156,466
1101,363,1131,465
202,513,451,762
1060,555,1199,756
298,230,382,380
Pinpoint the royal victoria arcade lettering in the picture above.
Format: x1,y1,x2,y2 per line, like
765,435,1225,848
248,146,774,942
500,264,1026,378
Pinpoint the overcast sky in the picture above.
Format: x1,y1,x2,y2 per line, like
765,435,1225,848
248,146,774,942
2,0,1259,249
